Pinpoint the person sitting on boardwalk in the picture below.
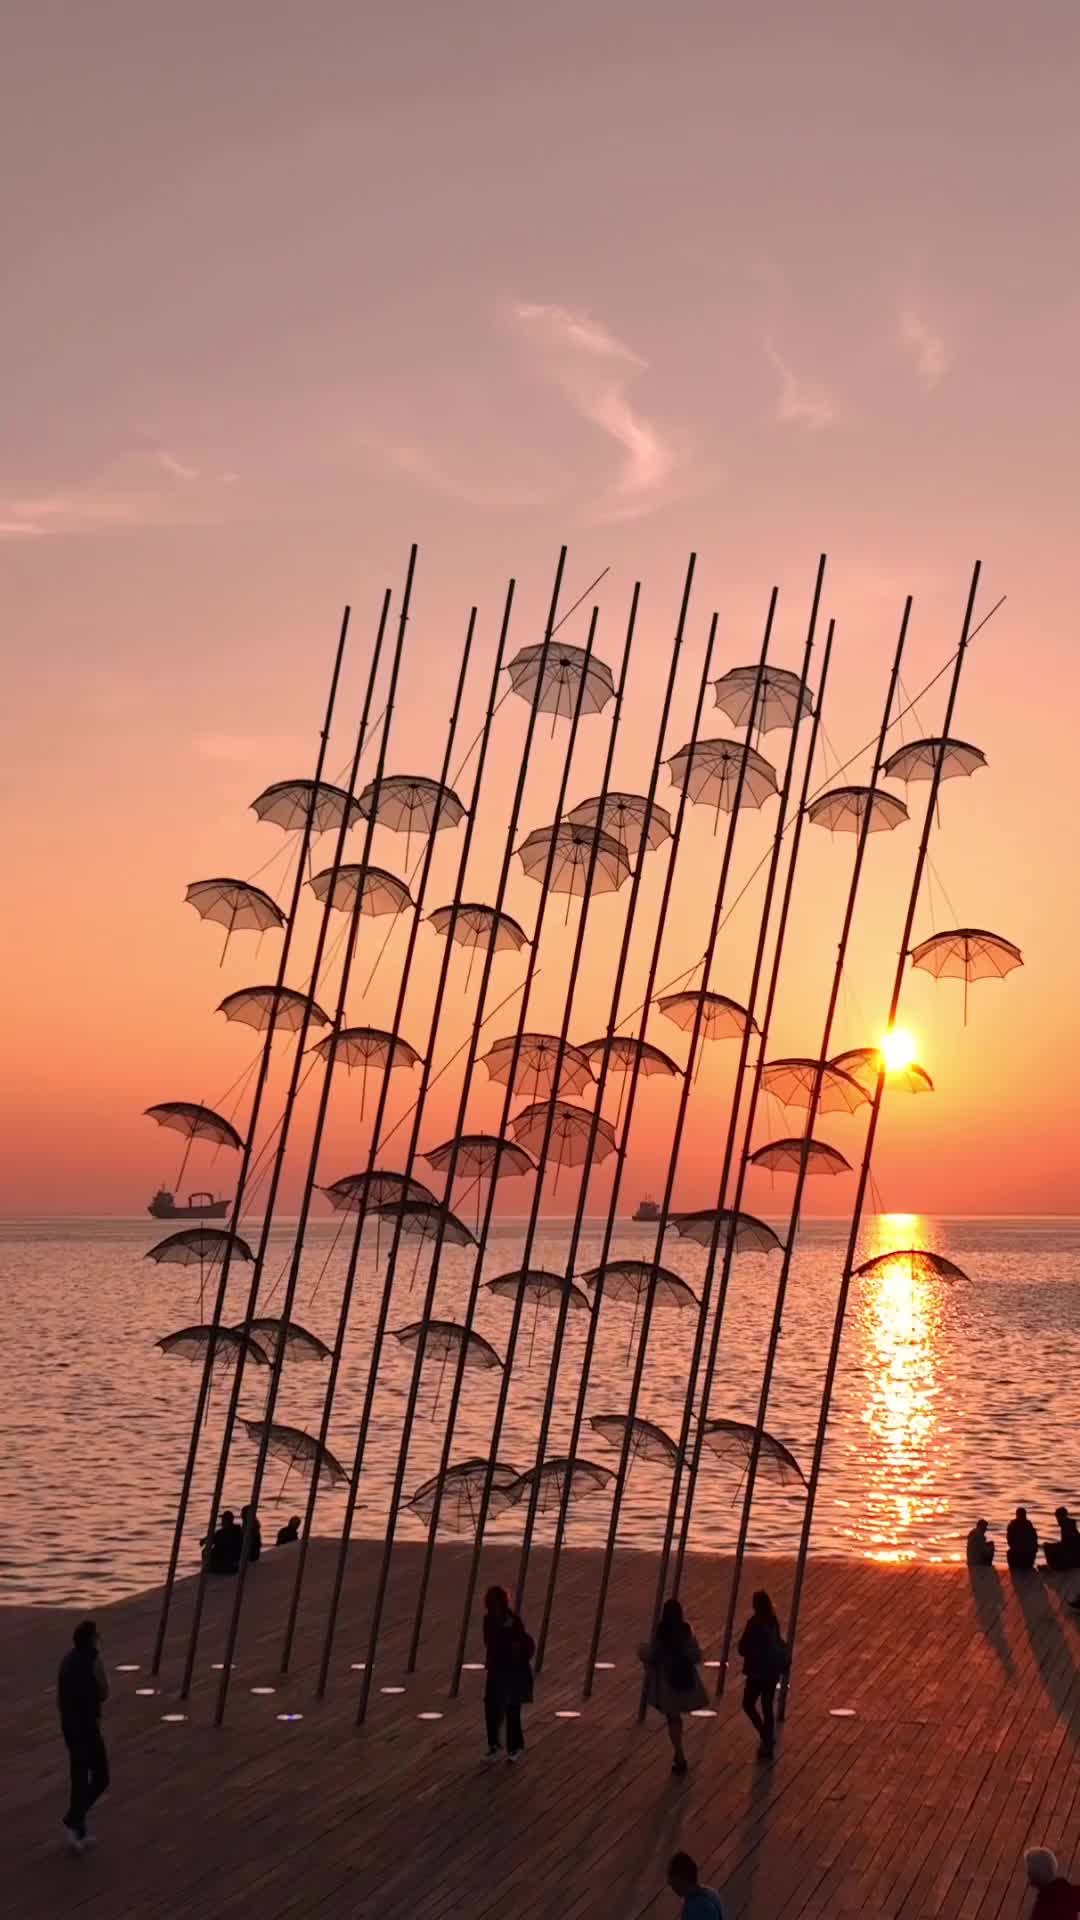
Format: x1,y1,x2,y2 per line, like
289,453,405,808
667,1851,724,1918
1045,1509,1080,1573
240,1505,262,1563
639,1597,708,1777
1025,1847,1080,1916
204,1509,243,1574
482,1586,534,1764
276,1515,301,1546
58,1620,110,1853
737,1589,789,1759
967,1518,995,1566
1007,1507,1039,1571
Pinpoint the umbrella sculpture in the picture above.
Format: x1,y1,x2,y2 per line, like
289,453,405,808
909,927,1023,1023
713,664,814,733
482,1033,595,1101
485,1266,591,1365
589,1413,682,1471
760,1057,870,1115
505,641,616,726
319,1169,436,1212
251,779,363,834
146,1226,253,1317
185,878,286,963
566,791,673,855
421,1132,536,1232
831,1045,934,1096
507,1456,616,1515
854,1248,969,1284
882,736,987,783
699,1418,807,1492
508,1099,617,1193
216,985,331,1034
392,1319,503,1418
311,1025,422,1117
658,990,757,1043
427,903,530,989
240,1418,351,1495
357,774,466,863
144,1100,244,1196
580,1258,699,1362
407,1458,523,1532
374,1199,478,1289
516,822,631,919
667,737,778,824
581,1035,681,1079
244,1318,333,1363
156,1325,269,1369
667,1208,784,1255
807,786,909,834
309,863,413,918
749,1138,852,1176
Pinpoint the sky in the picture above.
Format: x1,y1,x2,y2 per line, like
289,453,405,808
2,1,1077,1216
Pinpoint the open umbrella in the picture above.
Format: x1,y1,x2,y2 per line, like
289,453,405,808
407,1459,523,1531
146,1226,253,1316
311,1025,422,1117
667,738,778,823
667,1209,783,1255
357,774,466,863
251,779,363,834
421,1132,535,1231
309,863,413,917
145,1101,244,1196
392,1318,503,1417
240,1418,351,1493
581,1035,681,1079
508,1100,616,1188
807,786,908,834
589,1413,682,1470
505,642,616,725
854,1247,969,1283
185,878,285,963
244,1318,333,1363
427,903,530,988
699,1418,806,1490
156,1324,269,1369
581,1258,698,1361
318,1168,436,1212
566,791,672,855
516,822,631,912
216,985,331,1034
882,737,987,783
658,990,756,1042
831,1046,934,1096
484,1269,590,1310
713,665,814,733
482,1034,595,1101
508,1456,615,1515
749,1137,851,1176
760,1057,869,1115
909,927,1023,1023
375,1199,478,1287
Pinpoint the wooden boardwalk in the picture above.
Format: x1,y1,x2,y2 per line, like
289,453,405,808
5,1542,1080,1918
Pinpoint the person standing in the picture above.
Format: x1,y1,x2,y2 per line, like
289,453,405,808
58,1620,110,1852
639,1597,709,1777
1007,1507,1039,1571
667,1851,724,1917
737,1589,788,1758
240,1504,262,1563
482,1586,534,1763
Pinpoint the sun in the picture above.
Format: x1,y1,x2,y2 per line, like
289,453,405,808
881,1026,917,1074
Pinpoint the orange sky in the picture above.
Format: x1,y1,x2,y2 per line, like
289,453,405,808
2,4,1074,1217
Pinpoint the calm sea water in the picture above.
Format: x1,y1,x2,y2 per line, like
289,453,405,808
3,1213,1078,1606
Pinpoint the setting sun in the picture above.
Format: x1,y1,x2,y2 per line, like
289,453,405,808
881,1027,918,1074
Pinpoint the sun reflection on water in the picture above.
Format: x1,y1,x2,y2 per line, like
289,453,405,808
857,1212,947,1559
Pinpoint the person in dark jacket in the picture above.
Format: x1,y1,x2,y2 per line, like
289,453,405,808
1045,1509,1080,1572
966,1518,995,1566
482,1585,534,1763
240,1505,262,1563
276,1515,301,1546
1025,1847,1080,1917
58,1620,110,1851
639,1597,709,1777
737,1589,787,1758
203,1509,243,1574
1007,1507,1039,1571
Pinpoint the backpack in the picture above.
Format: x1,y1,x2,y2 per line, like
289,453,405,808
662,1635,695,1692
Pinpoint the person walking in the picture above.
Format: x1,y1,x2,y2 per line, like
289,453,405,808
737,1589,788,1758
58,1620,110,1853
639,1597,709,1777
482,1586,534,1764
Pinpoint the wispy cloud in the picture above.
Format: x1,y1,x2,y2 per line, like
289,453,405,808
764,336,834,429
357,429,549,510
0,448,239,539
898,300,950,387
509,302,677,519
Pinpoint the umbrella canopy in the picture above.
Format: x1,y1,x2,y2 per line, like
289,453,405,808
508,1099,617,1167
713,664,814,732
882,736,987,783
658,990,757,1041
667,737,778,813
508,1456,615,1512
185,879,285,958
241,1418,350,1487
589,1413,682,1468
760,1057,870,1115
374,1200,478,1247
251,779,362,834
667,1209,783,1255
580,1259,699,1308
407,1459,523,1530
144,1102,244,1153
244,1318,333,1362
854,1247,969,1283
699,1418,806,1487
566,791,672,855
216,985,331,1034
506,642,616,720
421,1134,535,1182
392,1320,503,1369
319,1168,436,1211
309,864,413,917
312,1026,422,1071
484,1269,590,1310
156,1325,269,1369
427,902,530,952
357,774,466,836
831,1046,934,1096
581,1035,681,1079
910,927,1023,1024
516,822,631,897
807,786,909,833
482,1033,595,1100
749,1137,852,1176
146,1228,254,1268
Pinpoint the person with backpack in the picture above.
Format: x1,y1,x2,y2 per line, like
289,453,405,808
482,1586,534,1763
737,1588,788,1758
639,1597,709,1776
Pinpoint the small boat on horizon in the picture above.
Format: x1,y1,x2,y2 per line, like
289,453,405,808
632,1196,660,1222
148,1189,230,1221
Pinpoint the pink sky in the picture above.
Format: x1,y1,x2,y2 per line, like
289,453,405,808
2,2,1076,1215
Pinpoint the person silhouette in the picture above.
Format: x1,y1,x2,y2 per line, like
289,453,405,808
58,1621,109,1852
1007,1507,1038,1571
967,1518,995,1566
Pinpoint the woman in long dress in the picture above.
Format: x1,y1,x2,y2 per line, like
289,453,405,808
639,1597,709,1775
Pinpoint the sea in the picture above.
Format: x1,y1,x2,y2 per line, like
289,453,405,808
3,1213,1078,1607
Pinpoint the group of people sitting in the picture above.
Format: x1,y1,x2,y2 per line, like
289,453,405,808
201,1508,301,1574
967,1506,1080,1575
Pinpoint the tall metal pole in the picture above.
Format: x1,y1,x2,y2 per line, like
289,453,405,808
151,601,356,1675
276,597,485,1672
423,590,637,1681
580,593,778,1695
781,559,982,1714
206,552,420,1720
314,549,569,1697
355,604,606,1723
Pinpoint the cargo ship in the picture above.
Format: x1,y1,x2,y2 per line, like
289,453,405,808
632,1196,660,1222
148,1189,230,1221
